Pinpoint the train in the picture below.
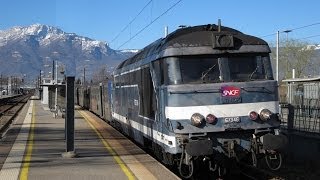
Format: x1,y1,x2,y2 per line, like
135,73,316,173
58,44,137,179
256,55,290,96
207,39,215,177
76,23,287,178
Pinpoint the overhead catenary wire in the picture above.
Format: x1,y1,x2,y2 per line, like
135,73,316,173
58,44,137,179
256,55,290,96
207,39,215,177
117,0,183,50
260,22,320,38
110,0,153,44
260,32,277,38
288,22,320,32
297,34,320,41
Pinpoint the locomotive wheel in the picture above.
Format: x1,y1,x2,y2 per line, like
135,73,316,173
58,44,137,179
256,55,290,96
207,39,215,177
265,152,282,170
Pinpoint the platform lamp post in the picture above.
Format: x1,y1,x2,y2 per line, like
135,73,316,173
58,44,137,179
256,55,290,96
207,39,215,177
276,29,292,82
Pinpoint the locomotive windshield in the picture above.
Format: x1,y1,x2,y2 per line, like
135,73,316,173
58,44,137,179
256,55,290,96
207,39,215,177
165,54,273,85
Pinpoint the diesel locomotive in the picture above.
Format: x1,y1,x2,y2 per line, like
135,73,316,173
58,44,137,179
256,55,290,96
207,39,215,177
77,23,287,178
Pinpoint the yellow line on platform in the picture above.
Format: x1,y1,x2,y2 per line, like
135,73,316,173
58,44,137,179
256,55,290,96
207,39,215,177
19,101,36,180
78,110,136,180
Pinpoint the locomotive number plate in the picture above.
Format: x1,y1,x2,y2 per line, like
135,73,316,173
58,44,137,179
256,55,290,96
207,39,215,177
224,117,241,123
221,97,242,104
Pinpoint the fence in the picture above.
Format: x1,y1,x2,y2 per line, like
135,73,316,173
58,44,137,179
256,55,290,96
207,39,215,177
280,77,320,134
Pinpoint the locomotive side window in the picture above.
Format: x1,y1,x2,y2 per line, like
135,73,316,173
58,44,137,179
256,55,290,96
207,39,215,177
152,60,164,85
166,57,182,85
138,67,155,119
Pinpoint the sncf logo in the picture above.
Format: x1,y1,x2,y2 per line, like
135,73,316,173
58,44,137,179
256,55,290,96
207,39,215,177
221,86,241,97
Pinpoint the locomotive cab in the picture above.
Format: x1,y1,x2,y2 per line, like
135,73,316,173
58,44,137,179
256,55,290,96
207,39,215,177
152,53,287,178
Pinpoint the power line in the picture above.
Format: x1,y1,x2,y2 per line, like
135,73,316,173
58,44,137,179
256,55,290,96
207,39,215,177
297,34,320,41
260,22,320,38
110,0,153,44
117,0,183,50
260,33,277,38
288,22,320,31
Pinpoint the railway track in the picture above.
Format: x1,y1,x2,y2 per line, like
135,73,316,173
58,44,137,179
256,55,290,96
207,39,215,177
0,94,31,138
238,161,284,180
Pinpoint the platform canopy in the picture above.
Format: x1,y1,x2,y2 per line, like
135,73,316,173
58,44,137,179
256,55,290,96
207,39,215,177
282,76,320,83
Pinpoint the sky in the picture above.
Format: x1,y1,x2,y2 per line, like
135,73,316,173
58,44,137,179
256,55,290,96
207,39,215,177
0,0,320,50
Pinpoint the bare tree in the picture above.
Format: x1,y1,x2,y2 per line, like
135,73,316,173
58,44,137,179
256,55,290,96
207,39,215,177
282,39,316,78
91,65,111,85
270,38,316,80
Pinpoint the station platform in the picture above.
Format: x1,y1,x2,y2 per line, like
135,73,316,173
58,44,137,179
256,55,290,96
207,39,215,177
0,98,180,180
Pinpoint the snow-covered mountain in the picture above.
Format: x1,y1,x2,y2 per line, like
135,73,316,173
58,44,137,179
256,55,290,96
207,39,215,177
306,44,320,50
0,24,137,80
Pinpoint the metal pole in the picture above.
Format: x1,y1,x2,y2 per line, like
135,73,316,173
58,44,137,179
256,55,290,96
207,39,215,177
62,76,76,158
6,77,8,95
292,69,295,79
55,61,58,111
10,76,12,95
287,104,294,131
39,70,42,98
276,31,279,82
14,76,18,94
83,67,86,86
39,70,42,86
52,60,55,80
0,74,2,96
164,26,168,37
12,76,16,95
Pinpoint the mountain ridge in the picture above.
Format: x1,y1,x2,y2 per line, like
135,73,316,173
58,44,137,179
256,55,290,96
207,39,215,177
0,24,137,81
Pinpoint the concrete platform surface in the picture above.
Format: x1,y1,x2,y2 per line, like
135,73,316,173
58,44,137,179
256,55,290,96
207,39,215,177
0,99,180,180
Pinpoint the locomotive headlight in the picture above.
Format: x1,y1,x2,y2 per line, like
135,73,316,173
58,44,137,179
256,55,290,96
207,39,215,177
190,113,205,127
259,109,272,121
